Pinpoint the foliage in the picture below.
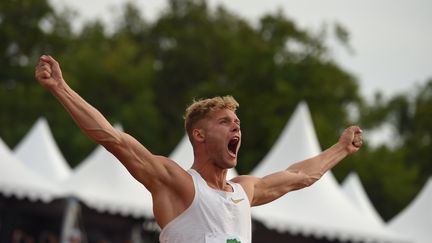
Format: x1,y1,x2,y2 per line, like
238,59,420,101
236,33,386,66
0,0,66,149
350,80,432,219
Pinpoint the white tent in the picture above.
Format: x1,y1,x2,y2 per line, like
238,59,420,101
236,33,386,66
251,102,409,243
341,172,385,226
169,135,238,179
388,177,432,243
0,138,62,202
14,118,71,182
62,145,153,218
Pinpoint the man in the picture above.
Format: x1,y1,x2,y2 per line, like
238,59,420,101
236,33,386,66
35,55,362,243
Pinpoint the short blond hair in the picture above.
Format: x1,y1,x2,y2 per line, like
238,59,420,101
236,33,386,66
184,96,239,139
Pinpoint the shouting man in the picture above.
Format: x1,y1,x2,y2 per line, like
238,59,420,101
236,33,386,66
35,55,362,243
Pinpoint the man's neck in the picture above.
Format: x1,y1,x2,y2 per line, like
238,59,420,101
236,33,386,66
191,161,233,192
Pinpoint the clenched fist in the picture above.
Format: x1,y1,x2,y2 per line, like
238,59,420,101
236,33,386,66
35,55,64,91
339,126,363,154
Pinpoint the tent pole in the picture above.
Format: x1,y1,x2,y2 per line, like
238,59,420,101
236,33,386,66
60,197,82,243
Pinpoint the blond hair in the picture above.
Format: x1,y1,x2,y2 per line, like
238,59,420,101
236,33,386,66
184,95,239,139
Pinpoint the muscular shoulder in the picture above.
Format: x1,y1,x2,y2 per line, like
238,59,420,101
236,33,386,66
230,175,259,204
231,175,259,185
147,156,193,191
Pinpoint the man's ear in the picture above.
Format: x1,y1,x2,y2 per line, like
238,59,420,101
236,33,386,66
192,128,205,142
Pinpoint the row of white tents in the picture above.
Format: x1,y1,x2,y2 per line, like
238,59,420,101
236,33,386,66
1,102,430,243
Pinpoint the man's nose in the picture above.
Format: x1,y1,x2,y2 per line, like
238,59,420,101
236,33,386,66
231,122,240,132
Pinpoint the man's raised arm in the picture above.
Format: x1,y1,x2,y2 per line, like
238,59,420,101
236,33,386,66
236,126,363,206
35,55,171,190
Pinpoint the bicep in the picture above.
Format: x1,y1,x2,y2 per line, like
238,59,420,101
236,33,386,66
104,131,195,222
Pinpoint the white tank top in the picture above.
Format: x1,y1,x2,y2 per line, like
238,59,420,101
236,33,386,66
159,169,251,243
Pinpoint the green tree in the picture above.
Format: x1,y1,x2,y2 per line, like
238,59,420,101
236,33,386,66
50,11,161,166
405,80,432,180
348,80,432,220
0,0,72,150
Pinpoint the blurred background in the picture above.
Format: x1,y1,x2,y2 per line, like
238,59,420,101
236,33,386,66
0,0,431,242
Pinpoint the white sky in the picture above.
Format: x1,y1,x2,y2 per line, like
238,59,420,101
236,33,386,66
51,0,432,100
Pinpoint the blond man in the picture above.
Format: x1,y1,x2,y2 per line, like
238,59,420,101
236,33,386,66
35,55,362,243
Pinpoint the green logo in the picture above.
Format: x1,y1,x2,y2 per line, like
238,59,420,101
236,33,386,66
227,239,241,243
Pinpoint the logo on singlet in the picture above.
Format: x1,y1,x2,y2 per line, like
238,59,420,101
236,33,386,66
230,197,245,204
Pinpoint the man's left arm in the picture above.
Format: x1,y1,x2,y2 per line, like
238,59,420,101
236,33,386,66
236,126,362,206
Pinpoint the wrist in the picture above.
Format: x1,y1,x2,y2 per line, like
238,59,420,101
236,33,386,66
334,141,350,157
50,79,68,95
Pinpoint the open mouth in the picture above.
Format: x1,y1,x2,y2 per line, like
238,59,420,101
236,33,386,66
228,136,240,156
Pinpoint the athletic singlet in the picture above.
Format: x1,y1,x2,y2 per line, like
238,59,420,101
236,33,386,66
159,169,251,243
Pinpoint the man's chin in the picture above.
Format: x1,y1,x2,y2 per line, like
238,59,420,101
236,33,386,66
225,159,237,169
217,161,235,170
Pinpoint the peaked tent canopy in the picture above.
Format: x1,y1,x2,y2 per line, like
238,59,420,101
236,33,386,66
14,118,71,182
388,177,432,243
169,135,238,179
341,172,385,225
251,102,409,243
0,138,63,202
62,144,153,218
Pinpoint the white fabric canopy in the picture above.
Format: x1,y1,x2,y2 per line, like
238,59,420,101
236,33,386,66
0,138,62,202
62,144,153,218
388,177,432,243
250,102,409,243
14,118,71,182
341,172,385,225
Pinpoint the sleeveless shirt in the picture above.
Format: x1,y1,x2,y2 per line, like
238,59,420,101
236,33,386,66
159,169,251,243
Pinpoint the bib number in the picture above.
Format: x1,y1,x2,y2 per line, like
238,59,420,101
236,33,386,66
205,233,243,243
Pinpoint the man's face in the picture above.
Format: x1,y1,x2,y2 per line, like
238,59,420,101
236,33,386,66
200,109,241,169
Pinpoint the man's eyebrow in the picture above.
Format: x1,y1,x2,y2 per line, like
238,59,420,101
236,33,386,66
217,116,230,121
217,116,240,124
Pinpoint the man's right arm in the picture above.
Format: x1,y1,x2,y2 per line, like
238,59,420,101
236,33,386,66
34,55,183,191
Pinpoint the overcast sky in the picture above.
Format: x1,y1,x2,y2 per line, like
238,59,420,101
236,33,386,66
51,0,432,100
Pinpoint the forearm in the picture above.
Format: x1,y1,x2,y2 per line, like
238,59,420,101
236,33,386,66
251,144,349,206
286,142,348,182
251,127,361,206
50,81,119,146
